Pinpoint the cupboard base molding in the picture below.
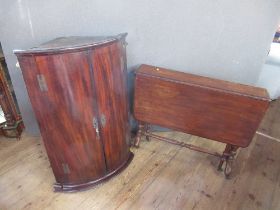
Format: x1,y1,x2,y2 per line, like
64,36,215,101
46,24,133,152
53,151,134,192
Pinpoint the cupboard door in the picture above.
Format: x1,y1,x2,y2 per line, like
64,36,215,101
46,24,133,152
18,52,106,184
91,42,130,172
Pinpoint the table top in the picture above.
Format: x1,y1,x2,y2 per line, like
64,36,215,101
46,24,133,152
136,64,269,101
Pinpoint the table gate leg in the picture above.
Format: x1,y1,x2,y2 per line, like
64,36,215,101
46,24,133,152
134,123,145,148
218,144,238,178
145,124,151,141
218,144,231,171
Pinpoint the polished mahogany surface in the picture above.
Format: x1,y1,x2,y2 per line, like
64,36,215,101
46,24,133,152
15,34,133,192
91,42,130,172
134,64,270,148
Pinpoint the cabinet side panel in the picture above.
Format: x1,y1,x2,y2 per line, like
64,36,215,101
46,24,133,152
91,42,130,172
134,74,269,147
18,52,107,185
17,55,65,181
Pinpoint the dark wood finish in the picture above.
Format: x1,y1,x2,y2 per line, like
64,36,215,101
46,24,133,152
0,57,24,138
15,34,133,192
134,64,270,176
90,41,130,173
134,64,270,148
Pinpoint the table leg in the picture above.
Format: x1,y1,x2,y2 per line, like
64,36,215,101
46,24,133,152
134,123,145,148
145,124,151,141
218,144,238,178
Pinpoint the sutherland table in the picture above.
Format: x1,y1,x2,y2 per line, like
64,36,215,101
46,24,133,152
133,64,270,177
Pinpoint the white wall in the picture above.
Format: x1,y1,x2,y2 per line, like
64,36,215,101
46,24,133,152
257,43,280,99
0,0,280,134
258,64,280,99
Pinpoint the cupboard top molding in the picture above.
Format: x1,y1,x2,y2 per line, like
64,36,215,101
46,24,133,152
14,33,127,56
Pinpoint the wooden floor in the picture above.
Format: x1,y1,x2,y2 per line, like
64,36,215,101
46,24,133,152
0,100,280,210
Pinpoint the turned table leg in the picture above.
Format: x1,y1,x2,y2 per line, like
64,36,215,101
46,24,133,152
145,124,151,141
134,123,145,148
218,144,238,178
135,123,151,147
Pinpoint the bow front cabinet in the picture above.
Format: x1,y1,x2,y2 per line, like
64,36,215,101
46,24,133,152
15,34,133,192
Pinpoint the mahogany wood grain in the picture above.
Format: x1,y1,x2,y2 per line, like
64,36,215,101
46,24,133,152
15,34,133,192
18,52,107,185
91,42,130,173
134,64,270,148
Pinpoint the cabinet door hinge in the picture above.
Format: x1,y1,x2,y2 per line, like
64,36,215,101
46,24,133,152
62,163,70,174
93,117,100,139
100,114,106,127
37,74,48,92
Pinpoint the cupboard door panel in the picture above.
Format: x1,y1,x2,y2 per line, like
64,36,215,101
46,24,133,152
18,52,107,184
91,42,130,172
